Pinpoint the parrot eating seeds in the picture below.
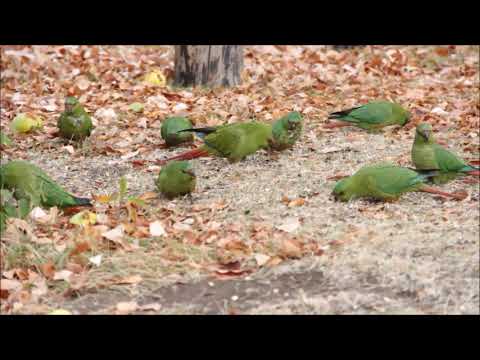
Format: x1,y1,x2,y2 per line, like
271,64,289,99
57,97,93,141
269,111,303,151
332,163,466,202
155,161,196,198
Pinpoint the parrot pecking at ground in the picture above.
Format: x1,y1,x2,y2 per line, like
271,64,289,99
411,123,480,184
161,116,194,147
324,100,411,131
269,111,303,151
332,163,466,202
0,160,92,209
57,97,94,141
157,121,273,164
155,161,196,199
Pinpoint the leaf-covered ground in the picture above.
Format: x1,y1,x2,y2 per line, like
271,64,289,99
0,45,479,314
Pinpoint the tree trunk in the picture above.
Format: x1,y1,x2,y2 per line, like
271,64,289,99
174,45,243,87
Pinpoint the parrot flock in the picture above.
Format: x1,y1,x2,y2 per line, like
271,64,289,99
1,96,478,233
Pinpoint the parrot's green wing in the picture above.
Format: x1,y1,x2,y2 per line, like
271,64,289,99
344,102,394,124
329,101,409,130
204,126,243,158
162,121,272,163
432,145,470,172
365,168,424,196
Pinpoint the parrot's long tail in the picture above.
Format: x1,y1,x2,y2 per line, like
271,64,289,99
73,197,93,207
157,148,210,165
419,186,468,200
323,121,352,129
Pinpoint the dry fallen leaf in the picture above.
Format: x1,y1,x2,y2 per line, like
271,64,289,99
116,301,138,314
53,270,73,282
276,217,300,233
88,255,103,267
29,207,47,221
288,198,306,207
279,239,303,259
40,262,56,279
102,225,124,242
254,253,271,266
114,275,143,285
149,220,166,237
0,279,22,292
138,303,162,312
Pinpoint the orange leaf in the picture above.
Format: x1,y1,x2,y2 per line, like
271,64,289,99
70,241,91,257
138,192,158,201
40,262,56,279
113,275,143,285
279,239,303,259
288,198,305,207
435,47,449,57
93,194,113,203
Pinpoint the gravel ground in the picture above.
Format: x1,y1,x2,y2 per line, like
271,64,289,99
14,124,479,314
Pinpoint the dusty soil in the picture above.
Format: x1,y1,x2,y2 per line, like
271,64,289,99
17,126,480,314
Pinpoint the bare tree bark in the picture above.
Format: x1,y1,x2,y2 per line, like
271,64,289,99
174,45,243,87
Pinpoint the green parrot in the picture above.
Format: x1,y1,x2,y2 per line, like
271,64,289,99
412,123,479,184
57,97,94,141
161,116,194,147
155,161,196,199
0,160,92,209
0,189,31,233
269,111,303,151
325,100,411,131
158,121,273,164
332,163,465,202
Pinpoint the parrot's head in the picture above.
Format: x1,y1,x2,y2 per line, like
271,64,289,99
415,123,433,143
65,97,80,112
177,161,196,179
332,177,354,202
285,112,303,131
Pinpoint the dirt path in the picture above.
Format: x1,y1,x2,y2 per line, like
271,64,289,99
21,127,480,314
